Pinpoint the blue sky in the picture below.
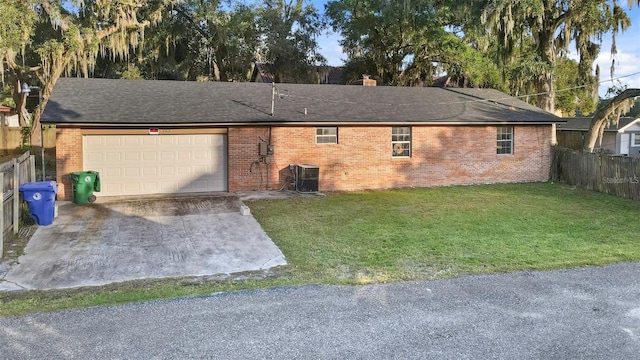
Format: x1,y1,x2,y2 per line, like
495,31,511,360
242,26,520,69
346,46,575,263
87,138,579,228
311,0,640,98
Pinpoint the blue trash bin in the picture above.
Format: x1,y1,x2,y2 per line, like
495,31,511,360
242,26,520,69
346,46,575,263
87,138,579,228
19,181,58,226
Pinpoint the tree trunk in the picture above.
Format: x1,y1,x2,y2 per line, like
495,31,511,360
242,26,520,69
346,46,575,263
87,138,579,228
10,74,29,128
29,110,42,150
584,88,640,152
535,32,556,113
535,74,555,113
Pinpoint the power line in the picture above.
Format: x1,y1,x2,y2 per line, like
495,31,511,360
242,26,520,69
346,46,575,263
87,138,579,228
273,71,640,108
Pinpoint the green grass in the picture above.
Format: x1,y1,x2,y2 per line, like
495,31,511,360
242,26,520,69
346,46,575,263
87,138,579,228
2,182,640,316
250,183,640,282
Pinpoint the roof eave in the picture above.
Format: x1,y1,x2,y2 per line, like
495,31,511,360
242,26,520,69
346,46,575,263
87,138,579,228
46,120,560,127
617,118,640,133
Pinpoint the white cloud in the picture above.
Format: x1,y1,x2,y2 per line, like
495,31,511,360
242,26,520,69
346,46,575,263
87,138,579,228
595,49,640,96
317,32,345,66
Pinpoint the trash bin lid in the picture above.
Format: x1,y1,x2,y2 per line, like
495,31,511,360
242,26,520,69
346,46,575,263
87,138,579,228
19,181,58,192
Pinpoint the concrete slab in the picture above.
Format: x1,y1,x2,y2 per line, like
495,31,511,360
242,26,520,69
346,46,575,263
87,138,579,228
0,194,287,291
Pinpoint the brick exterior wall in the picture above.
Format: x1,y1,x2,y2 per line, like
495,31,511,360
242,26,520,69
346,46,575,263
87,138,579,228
227,127,272,192
55,128,83,200
54,125,551,199
228,125,552,192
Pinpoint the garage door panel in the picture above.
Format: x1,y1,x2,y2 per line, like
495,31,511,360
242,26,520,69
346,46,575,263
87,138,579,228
193,152,210,161
159,152,175,161
86,153,103,162
159,137,175,145
104,153,122,162
141,137,158,146
159,167,175,176
85,136,104,146
141,182,164,193
124,183,142,193
176,153,191,161
123,152,139,161
84,134,227,196
142,168,158,177
142,152,157,161
124,167,140,177
193,136,210,145
106,137,125,146
175,166,192,176
105,168,122,177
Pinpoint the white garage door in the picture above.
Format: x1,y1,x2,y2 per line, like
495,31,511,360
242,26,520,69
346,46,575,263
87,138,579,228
83,134,227,196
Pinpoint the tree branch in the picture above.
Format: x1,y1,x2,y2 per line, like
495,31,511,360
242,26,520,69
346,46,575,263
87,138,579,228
584,88,640,152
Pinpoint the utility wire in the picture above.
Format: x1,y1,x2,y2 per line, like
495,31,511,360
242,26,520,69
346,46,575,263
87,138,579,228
273,71,640,108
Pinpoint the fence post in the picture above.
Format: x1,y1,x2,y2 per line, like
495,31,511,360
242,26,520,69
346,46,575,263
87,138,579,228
30,155,36,182
0,172,4,258
13,158,19,235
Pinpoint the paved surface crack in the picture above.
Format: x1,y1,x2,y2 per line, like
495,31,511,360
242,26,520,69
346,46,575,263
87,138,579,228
262,257,283,268
0,279,26,290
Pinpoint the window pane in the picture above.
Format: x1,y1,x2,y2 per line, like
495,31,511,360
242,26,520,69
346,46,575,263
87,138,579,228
392,134,410,142
496,126,513,155
393,142,410,157
316,127,338,144
317,127,337,136
392,127,411,157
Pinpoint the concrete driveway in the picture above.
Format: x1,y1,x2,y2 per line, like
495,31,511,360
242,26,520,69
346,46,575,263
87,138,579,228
0,194,287,291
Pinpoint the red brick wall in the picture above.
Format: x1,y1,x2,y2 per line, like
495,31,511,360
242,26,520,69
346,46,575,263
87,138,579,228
228,125,552,192
55,128,83,200
228,127,272,191
55,125,552,198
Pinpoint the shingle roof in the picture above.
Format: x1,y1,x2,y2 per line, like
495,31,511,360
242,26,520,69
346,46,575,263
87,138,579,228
41,78,560,126
558,117,636,131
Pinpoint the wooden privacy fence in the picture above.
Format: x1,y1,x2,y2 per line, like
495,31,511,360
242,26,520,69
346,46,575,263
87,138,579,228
1,151,36,257
551,146,640,200
0,127,56,150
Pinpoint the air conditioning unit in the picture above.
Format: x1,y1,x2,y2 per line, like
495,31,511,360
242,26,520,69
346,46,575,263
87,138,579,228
296,164,319,193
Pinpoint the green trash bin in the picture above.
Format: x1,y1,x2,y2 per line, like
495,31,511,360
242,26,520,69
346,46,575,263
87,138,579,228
70,171,101,204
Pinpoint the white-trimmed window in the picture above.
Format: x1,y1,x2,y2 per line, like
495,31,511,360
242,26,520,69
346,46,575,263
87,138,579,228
632,133,640,147
497,126,514,155
316,127,338,144
392,127,411,157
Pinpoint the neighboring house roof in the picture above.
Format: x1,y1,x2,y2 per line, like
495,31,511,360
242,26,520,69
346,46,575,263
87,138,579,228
316,66,343,85
250,63,275,83
432,76,452,88
558,117,637,131
0,105,12,113
617,118,640,133
41,78,560,126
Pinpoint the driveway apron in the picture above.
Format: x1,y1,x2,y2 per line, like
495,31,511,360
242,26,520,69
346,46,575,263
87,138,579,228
0,195,287,291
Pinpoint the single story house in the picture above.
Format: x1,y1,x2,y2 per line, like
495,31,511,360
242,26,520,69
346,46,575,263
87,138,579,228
41,78,560,200
557,117,640,156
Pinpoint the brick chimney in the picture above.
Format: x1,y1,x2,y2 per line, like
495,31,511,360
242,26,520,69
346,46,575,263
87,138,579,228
362,75,377,87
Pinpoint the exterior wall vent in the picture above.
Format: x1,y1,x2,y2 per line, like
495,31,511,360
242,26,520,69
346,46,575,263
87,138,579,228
296,164,319,193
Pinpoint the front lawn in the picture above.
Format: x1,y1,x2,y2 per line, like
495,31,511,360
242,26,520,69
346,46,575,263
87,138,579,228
2,182,639,315
250,182,640,283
